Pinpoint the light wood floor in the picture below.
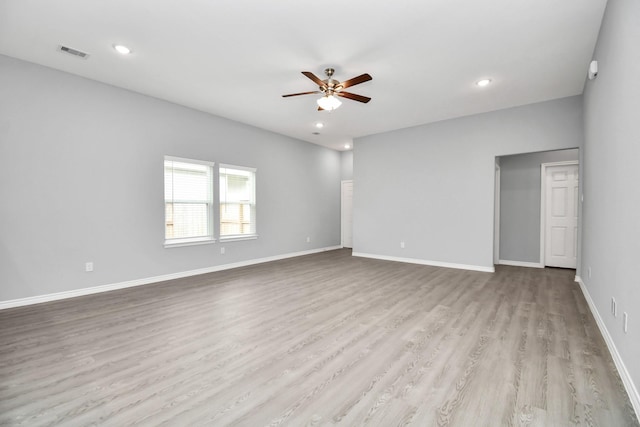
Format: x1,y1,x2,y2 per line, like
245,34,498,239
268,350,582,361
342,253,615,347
1,249,637,426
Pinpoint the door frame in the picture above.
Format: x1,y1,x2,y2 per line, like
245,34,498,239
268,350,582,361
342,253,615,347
493,163,501,265
539,160,579,266
341,180,353,248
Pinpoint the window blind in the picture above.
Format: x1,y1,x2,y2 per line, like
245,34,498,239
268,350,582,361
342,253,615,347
219,165,256,238
164,157,214,243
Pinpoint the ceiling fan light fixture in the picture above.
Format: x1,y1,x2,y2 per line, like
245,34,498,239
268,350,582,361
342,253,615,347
317,94,342,111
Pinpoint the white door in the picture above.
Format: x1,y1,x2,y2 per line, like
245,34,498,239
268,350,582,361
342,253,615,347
544,163,578,268
341,180,353,248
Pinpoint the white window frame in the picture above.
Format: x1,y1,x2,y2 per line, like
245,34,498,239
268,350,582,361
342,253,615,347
219,164,257,241
164,155,216,248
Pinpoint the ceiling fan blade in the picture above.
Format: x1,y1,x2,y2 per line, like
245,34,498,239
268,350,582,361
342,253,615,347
282,91,321,98
302,71,326,88
317,106,324,111
336,91,371,103
339,73,372,89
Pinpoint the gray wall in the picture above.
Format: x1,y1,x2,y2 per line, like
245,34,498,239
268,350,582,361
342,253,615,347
582,0,640,392
499,149,579,263
340,150,353,181
353,96,583,269
0,55,341,301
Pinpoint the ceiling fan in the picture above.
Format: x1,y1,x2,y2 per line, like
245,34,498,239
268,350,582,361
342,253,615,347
282,68,372,111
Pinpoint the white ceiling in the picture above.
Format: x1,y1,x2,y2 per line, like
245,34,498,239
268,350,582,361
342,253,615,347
0,0,607,151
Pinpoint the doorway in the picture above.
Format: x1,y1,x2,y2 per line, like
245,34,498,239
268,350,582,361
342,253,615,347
495,149,579,268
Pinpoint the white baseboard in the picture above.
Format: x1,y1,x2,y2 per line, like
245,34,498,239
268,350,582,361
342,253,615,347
575,276,640,417
498,259,545,268
0,246,342,310
352,252,494,273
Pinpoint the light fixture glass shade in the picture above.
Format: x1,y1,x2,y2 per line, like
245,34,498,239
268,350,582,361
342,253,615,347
317,95,342,110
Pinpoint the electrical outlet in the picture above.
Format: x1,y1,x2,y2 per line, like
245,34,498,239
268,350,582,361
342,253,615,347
306,236,311,243
623,312,628,333
400,241,405,249
588,267,592,279
220,247,225,255
85,262,94,272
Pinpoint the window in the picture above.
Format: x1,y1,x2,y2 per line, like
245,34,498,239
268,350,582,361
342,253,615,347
219,164,256,239
164,156,214,246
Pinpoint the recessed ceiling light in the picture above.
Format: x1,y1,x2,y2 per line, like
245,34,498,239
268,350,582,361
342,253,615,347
315,122,324,129
113,44,132,55
344,144,351,149
476,79,492,87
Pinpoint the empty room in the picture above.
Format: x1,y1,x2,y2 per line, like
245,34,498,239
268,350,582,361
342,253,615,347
1,0,639,425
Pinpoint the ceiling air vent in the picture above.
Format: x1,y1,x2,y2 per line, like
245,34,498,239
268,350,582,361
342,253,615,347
58,45,89,59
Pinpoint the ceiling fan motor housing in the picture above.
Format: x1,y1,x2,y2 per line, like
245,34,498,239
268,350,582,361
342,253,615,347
322,68,340,93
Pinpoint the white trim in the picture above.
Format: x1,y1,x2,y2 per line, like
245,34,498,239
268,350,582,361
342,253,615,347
219,235,258,242
540,160,579,267
164,236,216,248
341,180,353,248
352,252,495,273
498,259,544,268
494,163,501,265
0,246,342,310
165,155,215,168
575,276,640,417
219,163,256,173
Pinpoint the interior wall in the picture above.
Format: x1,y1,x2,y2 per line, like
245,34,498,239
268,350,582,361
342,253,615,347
353,96,583,270
499,149,579,264
0,55,341,302
340,150,353,181
582,0,640,396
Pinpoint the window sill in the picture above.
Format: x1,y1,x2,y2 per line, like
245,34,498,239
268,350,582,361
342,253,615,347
164,237,216,248
219,234,258,242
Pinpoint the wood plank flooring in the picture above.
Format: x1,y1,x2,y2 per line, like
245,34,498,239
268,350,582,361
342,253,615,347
0,249,637,426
